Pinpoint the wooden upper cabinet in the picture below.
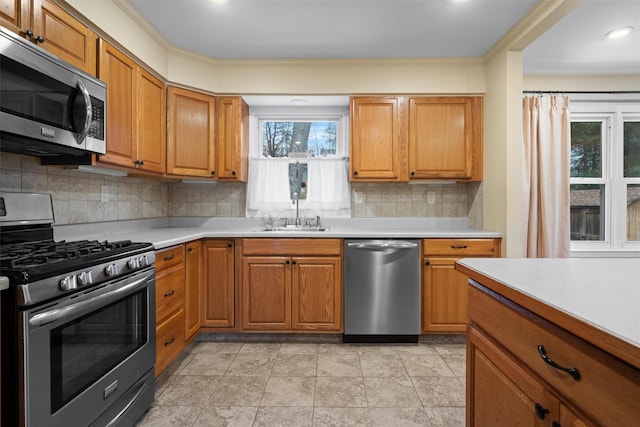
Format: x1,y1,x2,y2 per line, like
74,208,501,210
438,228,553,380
0,0,31,36
167,86,216,178
136,68,166,173
217,96,249,182
97,40,165,174
350,96,405,181
1,0,97,75
98,40,136,169
408,96,482,180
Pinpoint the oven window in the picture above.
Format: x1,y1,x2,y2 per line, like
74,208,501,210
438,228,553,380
50,289,147,413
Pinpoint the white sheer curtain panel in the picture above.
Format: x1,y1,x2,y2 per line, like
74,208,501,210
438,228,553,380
522,95,571,257
246,157,351,218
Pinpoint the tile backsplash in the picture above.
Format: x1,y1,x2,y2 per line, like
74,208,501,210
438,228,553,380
1,153,482,226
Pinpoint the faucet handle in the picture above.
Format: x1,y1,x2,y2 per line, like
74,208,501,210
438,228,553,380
280,217,289,227
315,215,321,227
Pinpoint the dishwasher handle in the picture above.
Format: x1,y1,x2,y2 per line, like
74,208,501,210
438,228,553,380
347,240,418,250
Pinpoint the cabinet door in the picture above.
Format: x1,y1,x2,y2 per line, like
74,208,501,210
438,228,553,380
202,240,235,328
468,328,557,427
166,87,216,177
0,0,31,37
217,96,249,181
136,68,166,173
408,97,474,179
292,256,342,331
350,97,405,181
33,0,97,75
242,256,291,330
97,40,136,168
423,257,468,332
184,241,202,339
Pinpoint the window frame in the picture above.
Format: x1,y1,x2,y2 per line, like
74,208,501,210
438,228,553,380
570,97,640,254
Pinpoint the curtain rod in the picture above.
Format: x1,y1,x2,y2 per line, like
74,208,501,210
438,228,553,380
522,90,639,94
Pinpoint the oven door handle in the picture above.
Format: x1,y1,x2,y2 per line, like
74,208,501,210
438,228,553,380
29,272,153,327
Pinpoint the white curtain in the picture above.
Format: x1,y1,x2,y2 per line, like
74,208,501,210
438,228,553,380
246,157,351,218
522,95,571,257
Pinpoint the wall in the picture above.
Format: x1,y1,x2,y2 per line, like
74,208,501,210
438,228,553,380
1,153,479,225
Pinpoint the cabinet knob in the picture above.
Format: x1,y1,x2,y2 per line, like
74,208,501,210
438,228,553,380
552,422,561,427
211,170,216,175
232,170,236,176
534,403,549,420
34,35,45,44
23,29,34,38
410,171,416,176
285,260,290,265
134,160,144,166
353,171,358,176
425,261,430,266
292,260,297,265
227,243,233,248
187,247,192,253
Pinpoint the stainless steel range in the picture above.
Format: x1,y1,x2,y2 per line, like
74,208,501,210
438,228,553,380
0,192,156,427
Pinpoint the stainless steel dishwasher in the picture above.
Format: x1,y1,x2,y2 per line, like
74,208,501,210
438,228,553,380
344,239,420,343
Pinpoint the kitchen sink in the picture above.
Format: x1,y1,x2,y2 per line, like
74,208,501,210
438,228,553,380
256,226,327,232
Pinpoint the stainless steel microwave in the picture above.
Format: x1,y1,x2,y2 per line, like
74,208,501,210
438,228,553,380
0,26,106,162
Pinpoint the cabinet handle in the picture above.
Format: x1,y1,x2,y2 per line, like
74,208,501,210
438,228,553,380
187,247,192,253
163,254,175,261
552,422,561,427
134,159,144,166
164,336,175,346
534,403,549,420
164,289,175,298
537,345,581,380
450,245,468,249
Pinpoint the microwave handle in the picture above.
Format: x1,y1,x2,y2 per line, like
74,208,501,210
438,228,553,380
75,79,93,144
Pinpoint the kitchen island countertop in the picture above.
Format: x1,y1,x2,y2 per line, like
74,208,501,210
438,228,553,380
455,257,640,369
55,217,502,250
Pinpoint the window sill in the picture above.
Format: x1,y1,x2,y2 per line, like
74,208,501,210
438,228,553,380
570,249,640,258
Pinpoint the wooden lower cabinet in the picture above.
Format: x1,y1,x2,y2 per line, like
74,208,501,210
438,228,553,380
184,241,202,339
241,239,342,332
202,240,236,329
467,282,639,427
154,244,189,376
422,238,500,332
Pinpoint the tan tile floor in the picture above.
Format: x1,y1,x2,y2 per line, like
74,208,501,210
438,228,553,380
136,339,466,426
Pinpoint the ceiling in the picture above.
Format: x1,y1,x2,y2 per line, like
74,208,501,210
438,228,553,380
125,0,639,76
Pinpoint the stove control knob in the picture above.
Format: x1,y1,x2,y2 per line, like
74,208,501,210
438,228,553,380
105,264,119,277
77,271,93,286
60,275,78,291
127,258,140,269
138,255,149,267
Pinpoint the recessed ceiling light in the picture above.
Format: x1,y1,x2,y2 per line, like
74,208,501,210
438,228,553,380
605,26,634,39
290,98,308,106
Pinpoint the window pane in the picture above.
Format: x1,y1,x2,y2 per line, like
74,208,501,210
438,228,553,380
570,122,602,178
262,121,336,157
624,122,640,177
570,184,605,241
628,184,640,241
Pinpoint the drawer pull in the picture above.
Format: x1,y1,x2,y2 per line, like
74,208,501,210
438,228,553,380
552,422,561,427
538,345,581,380
450,245,468,249
534,403,549,420
164,336,175,346
163,254,175,261
164,289,175,298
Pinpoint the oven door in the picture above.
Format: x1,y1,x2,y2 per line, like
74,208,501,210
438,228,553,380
20,268,156,427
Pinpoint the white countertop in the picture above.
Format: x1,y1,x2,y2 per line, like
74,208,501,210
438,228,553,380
55,217,501,249
456,258,640,352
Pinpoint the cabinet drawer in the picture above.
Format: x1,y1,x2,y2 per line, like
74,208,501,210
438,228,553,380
423,238,498,256
155,245,184,271
155,308,185,376
156,266,184,323
242,238,342,256
469,284,640,427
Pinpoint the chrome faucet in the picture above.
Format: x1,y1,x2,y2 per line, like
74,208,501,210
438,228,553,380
293,191,300,226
